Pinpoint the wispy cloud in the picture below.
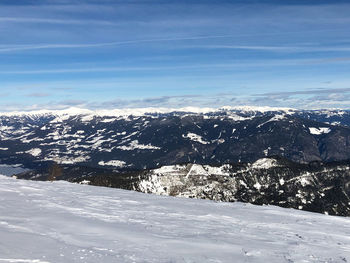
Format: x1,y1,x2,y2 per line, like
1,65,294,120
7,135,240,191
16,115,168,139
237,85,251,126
251,88,350,109
2,89,350,111
0,17,117,26
0,35,234,53
25,92,51,97
256,88,350,97
0,63,288,74
308,57,350,64
2,58,350,75
1,1,350,110
2,37,350,54
187,45,350,53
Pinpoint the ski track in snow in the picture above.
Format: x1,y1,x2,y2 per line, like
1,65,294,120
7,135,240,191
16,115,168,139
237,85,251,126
0,175,349,263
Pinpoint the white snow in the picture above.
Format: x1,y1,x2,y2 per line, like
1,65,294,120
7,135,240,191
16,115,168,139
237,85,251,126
183,133,210,145
80,115,94,122
152,164,230,178
263,148,269,156
309,127,331,135
25,148,42,157
43,155,90,164
219,106,295,113
116,140,160,151
153,164,186,174
0,260,50,263
100,118,117,123
257,114,286,128
316,109,346,117
0,106,296,118
98,160,126,167
0,107,215,118
0,175,349,262
253,182,262,190
251,158,279,169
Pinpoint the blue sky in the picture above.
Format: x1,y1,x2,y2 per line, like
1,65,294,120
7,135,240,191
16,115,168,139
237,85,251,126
0,0,350,111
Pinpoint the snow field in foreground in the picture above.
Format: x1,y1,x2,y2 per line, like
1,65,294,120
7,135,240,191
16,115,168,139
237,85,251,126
0,175,349,263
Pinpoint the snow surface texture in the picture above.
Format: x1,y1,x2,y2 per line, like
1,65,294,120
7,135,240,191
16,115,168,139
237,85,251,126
0,176,349,263
309,127,331,135
183,132,210,144
251,158,280,169
98,160,126,167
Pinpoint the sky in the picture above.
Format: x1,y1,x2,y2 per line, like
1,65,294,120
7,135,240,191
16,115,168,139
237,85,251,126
0,0,350,111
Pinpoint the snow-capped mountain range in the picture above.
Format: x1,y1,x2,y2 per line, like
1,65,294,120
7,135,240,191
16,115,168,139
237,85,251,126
5,106,349,216
0,106,350,170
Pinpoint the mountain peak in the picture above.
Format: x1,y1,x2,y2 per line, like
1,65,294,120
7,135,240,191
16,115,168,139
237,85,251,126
0,105,298,117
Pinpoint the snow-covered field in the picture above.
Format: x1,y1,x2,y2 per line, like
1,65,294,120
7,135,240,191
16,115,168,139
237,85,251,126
0,175,349,263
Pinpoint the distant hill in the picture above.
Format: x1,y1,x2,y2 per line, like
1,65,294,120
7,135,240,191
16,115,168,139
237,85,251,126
0,107,349,170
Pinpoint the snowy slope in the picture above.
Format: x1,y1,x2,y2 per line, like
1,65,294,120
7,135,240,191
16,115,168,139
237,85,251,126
0,176,349,263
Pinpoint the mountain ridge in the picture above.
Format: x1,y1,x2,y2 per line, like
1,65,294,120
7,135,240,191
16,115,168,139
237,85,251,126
5,107,350,217
15,156,350,216
0,106,296,116
0,107,350,170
